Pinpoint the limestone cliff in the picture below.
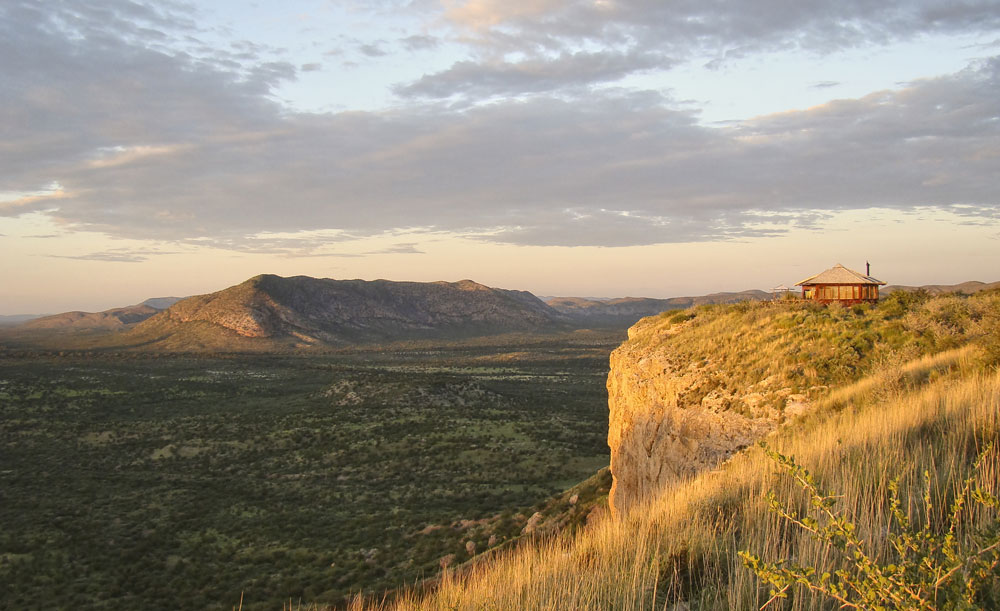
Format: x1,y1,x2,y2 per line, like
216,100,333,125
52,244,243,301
605,291,1000,518
606,307,815,518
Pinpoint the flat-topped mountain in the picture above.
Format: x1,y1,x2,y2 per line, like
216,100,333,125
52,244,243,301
546,290,770,326
126,275,569,349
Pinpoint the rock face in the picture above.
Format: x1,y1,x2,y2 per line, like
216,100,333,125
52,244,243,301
134,274,569,347
606,316,781,518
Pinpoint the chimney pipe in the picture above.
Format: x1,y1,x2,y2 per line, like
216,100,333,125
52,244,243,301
866,261,870,277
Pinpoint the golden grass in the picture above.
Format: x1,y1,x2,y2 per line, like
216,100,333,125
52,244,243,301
354,346,999,610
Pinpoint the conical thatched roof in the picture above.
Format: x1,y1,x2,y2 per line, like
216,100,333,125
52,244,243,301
796,263,885,286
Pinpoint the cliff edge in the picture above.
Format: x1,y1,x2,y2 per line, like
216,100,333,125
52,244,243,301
607,309,785,517
604,296,952,518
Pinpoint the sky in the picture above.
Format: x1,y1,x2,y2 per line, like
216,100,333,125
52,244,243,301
2,0,1000,314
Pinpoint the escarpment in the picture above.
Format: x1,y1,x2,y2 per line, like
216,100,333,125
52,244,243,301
605,291,999,518
607,331,779,517
606,305,826,518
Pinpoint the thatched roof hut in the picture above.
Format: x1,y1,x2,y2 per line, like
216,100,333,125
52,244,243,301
796,263,885,304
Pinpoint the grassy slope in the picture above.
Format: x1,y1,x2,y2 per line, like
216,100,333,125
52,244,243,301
622,290,1000,403
351,291,1000,610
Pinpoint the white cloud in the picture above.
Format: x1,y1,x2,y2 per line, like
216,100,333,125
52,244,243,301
411,0,1000,101
443,0,571,30
395,49,668,98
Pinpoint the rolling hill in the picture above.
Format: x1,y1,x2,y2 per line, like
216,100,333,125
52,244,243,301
17,297,183,330
23,304,161,330
0,314,44,327
883,279,1000,295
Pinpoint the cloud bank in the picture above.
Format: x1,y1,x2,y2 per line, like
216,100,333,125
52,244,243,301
421,0,1000,100
1,0,998,252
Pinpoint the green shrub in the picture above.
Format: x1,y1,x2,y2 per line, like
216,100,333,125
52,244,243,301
741,444,1000,610
880,289,932,319
666,310,696,325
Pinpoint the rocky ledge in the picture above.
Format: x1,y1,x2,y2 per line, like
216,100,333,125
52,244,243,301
606,312,810,518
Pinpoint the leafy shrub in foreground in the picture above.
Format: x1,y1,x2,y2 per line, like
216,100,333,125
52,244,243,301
741,444,1000,610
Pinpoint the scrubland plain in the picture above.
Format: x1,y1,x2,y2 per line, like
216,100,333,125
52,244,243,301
0,333,619,610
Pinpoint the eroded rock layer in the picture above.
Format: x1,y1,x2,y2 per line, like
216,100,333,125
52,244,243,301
606,315,786,517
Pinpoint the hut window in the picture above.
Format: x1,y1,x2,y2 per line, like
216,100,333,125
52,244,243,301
839,286,852,299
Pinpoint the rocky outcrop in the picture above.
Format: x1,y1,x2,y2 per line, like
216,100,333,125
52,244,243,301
606,315,787,518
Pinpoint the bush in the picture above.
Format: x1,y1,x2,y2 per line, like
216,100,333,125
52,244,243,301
880,289,932,319
741,444,1000,610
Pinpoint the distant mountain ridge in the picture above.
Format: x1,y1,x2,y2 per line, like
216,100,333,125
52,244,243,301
0,314,45,327
140,297,184,310
126,275,568,349
545,290,771,326
20,297,183,330
883,280,1000,295
6,277,998,351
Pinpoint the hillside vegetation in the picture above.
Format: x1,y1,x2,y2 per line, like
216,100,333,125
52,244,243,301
350,290,1000,610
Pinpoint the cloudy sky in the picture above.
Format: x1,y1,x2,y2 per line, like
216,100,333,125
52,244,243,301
2,0,999,313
